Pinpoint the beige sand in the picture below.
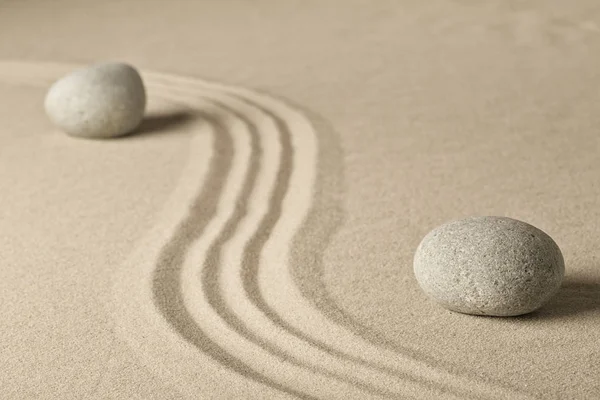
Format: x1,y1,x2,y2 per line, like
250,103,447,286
1,1,599,399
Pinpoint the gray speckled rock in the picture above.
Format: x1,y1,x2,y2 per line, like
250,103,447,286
44,62,146,139
413,216,564,316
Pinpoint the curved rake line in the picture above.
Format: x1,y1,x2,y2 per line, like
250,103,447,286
0,62,378,399
161,91,393,399
199,99,402,397
232,95,477,399
246,93,536,400
196,92,455,398
148,97,326,400
152,82,455,399
0,63,464,399
0,61,315,398
0,61,535,399
192,95,411,398
111,91,301,399
281,102,539,400
106,113,283,399
0,63,289,397
258,98,540,400
151,82,468,399
148,73,535,400
236,96,539,400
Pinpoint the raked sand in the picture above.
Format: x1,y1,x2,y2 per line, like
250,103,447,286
1,1,599,399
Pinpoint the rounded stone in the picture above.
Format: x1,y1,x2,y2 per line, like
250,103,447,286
44,62,146,139
413,216,565,316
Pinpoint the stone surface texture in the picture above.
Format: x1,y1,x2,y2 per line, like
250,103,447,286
44,62,146,139
414,216,565,316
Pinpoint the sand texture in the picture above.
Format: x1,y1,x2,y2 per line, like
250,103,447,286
1,1,599,399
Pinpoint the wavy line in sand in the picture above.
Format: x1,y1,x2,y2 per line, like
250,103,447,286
0,61,534,400
4,62,378,399
167,95,426,399
148,83,476,400
150,88,395,400
148,73,535,400
0,62,296,399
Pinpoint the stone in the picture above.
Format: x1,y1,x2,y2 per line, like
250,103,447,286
413,216,565,316
44,62,146,139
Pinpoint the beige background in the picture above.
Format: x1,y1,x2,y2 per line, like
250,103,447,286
1,1,599,399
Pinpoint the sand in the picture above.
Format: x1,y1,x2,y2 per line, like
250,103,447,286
1,1,599,399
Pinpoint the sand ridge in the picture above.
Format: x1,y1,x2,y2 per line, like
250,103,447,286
1,57,598,399
0,61,533,399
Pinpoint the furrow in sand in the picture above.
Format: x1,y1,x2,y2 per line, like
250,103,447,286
108,112,292,398
155,83,453,399
0,65,408,398
166,91,413,399
159,91,390,400
0,61,534,400
148,73,535,400
150,92,376,399
0,62,374,399
110,102,295,399
0,60,303,399
239,97,533,400
149,99,319,399
149,84,511,400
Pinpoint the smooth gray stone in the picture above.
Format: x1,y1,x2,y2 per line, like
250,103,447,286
413,216,565,316
44,62,146,139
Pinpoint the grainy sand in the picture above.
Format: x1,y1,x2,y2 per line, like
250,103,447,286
1,1,599,399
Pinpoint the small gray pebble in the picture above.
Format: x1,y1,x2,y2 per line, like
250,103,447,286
413,216,564,316
44,62,146,139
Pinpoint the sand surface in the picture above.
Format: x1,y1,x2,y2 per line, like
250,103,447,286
1,1,599,399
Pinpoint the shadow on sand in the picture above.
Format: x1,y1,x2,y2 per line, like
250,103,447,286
126,110,200,138
515,275,600,321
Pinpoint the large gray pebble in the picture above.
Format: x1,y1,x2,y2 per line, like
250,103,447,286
413,216,564,316
44,62,146,139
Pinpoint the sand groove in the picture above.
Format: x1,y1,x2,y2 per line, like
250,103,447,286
0,61,535,399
